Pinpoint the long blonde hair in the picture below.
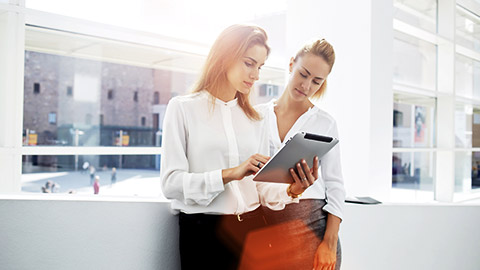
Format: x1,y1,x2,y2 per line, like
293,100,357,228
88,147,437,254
192,24,270,120
293,38,335,99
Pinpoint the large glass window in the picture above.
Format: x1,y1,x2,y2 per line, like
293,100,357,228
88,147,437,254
392,151,435,201
393,94,436,148
23,27,285,148
454,150,480,201
392,94,436,197
455,103,473,148
394,0,437,33
393,31,437,90
471,151,480,189
21,22,285,196
455,54,480,99
454,104,480,198
456,5,480,51
455,151,472,193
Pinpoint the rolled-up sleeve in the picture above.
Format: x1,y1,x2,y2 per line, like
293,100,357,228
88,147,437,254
321,122,346,220
160,98,225,206
257,182,299,210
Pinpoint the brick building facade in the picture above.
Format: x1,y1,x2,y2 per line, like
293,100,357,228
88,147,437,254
23,51,196,170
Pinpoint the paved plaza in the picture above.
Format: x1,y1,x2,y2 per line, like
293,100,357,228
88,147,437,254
22,168,166,199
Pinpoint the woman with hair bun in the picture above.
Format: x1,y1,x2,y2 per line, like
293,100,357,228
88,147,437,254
256,38,345,270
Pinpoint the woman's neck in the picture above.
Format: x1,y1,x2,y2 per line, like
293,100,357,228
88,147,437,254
211,82,237,102
275,92,313,115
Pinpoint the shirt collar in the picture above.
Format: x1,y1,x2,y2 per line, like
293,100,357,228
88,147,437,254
200,90,239,108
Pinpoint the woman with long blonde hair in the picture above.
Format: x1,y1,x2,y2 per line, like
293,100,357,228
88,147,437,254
160,24,271,269
256,38,345,270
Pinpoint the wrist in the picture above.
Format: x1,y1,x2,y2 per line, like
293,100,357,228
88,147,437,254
287,183,302,199
322,233,338,246
222,168,234,184
288,183,304,197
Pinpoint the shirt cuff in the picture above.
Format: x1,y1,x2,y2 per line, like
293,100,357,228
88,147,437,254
322,204,343,221
281,184,300,204
207,169,225,194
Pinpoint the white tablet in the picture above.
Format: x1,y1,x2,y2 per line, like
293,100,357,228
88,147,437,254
253,132,338,184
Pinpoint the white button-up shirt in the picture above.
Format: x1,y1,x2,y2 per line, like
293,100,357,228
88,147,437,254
256,99,346,220
160,91,268,215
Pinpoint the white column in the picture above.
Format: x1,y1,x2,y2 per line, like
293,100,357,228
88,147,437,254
0,1,25,193
286,0,393,200
435,0,456,202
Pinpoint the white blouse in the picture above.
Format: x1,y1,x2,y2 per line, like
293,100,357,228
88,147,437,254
256,99,346,220
160,91,269,215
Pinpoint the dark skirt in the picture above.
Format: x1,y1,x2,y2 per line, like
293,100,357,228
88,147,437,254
239,199,341,270
178,208,267,270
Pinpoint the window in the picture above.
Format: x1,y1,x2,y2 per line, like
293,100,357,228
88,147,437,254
393,31,436,90
259,84,279,97
392,91,436,200
67,86,73,96
393,0,437,33
33,83,40,94
392,151,435,201
392,95,436,198
13,5,286,198
153,92,159,105
48,112,56,124
455,54,480,99
456,5,480,51
393,95,436,148
393,110,404,127
454,3,480,200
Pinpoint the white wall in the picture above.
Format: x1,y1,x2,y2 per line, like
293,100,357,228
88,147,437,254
341,204,480,270
0,197,180,270
1,197,479,270
286,0,393,201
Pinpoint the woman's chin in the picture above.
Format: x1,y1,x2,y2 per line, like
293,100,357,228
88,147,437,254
237,88,251,95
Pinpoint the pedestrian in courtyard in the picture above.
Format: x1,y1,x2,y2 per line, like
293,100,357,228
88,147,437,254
89,165,96,186
111,167,117,186
93,175,100,195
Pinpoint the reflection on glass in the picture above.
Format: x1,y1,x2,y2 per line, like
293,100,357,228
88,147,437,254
393,95,436,148
394,0,437,33
455,103,473,148
393,31,436,90
455,6,480,51
392,151,435,192
22,154,162,197
455,54,480,98
23,51,196,147
473,109,480,147
471,152,480,189
455,151,473,193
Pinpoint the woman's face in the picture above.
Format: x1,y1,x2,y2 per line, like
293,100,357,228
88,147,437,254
226,44,268,95
286,53,330,102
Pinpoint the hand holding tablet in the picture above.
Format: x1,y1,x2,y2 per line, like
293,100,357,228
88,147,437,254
253,132,339,184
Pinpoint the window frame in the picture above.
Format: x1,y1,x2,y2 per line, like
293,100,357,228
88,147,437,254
0,3,286,197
